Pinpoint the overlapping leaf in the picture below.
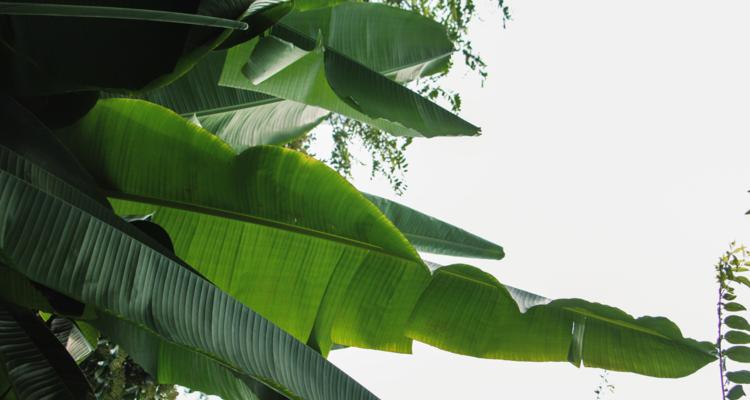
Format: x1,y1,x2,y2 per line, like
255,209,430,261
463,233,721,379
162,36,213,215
0,97,376,400
0,300,95,400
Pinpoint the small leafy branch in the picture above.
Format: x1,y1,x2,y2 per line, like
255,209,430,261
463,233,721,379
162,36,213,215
593,370,615,400
716,242,750,400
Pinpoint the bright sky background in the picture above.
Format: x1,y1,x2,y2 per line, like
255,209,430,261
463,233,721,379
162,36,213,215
312,0,750,398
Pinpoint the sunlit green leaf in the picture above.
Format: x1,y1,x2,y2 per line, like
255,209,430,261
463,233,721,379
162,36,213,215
406,264,716,378
56,99,716,378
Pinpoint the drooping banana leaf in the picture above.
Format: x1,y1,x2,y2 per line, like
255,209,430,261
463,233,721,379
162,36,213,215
56,99,717,378
0,0,288,94
363,193,504,259
0,97,377,400
219,21,479,138
57,98,431,356
137,1,458,147
0,300,95,400
406,264,716,378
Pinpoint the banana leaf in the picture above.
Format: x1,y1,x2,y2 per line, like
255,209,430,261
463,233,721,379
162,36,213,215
407,264,716,378
56,98,717,378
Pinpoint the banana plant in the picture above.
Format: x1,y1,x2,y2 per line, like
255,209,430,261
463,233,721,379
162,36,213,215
0,1,720,398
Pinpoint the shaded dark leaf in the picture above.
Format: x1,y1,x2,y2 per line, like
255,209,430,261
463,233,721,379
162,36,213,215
726,315,750,331
726,346,750,363
728,371,750,384
729,384,746,400
726,331,750,344
726,302,747,312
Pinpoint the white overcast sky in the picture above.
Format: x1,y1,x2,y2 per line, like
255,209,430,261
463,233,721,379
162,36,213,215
316,0,750,398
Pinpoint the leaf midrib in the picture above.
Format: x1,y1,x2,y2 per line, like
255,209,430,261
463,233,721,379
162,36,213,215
106,190,424,264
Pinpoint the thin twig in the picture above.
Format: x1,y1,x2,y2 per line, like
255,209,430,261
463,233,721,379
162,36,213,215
0,2,248,30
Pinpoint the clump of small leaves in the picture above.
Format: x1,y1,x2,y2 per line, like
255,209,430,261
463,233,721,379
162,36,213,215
716,242,750,400
80,337,178,400
593,370,615,399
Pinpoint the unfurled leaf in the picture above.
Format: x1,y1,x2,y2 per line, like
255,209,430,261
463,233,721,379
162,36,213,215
57,99,716,378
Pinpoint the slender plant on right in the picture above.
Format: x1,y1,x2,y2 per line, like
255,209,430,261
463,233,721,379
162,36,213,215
716,242,750,399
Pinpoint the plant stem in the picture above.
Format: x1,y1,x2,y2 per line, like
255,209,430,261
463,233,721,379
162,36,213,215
718,284,727,400
0,3,248,30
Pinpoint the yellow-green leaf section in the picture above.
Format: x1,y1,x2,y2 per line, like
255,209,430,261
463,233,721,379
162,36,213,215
407,264,716,378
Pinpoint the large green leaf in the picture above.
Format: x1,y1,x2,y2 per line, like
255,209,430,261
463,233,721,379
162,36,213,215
406,264,716,378
57,98,430,356
56,99,716,378
220,24,479,138
363,193,504,259
0,0,278,94
0,97,376,400
0,300,95,400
